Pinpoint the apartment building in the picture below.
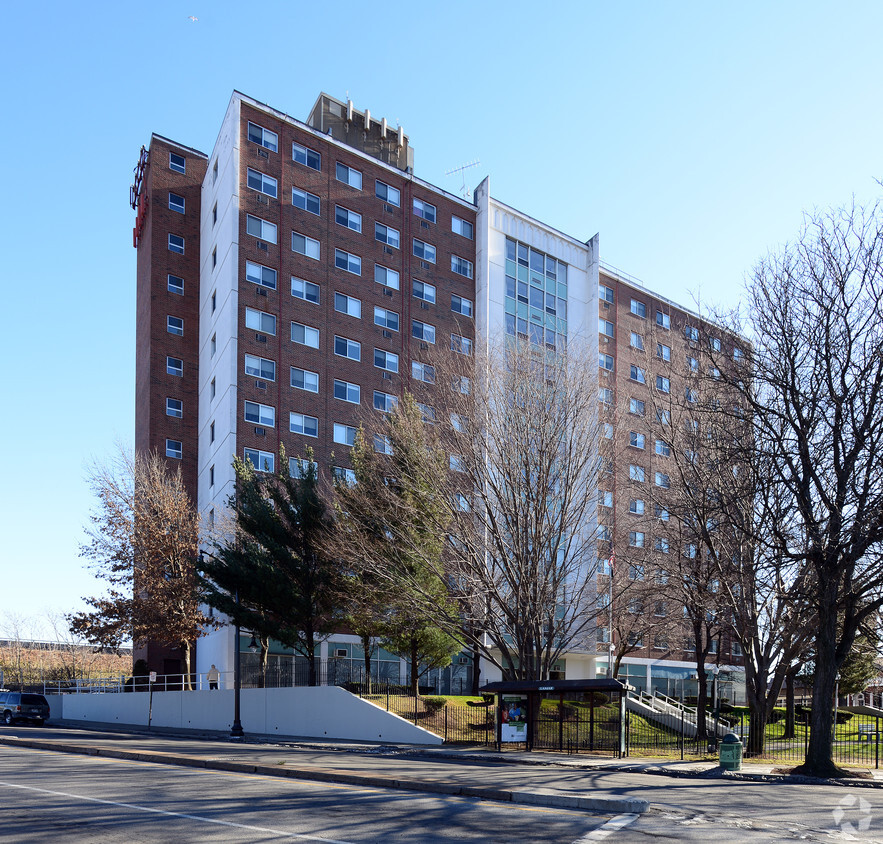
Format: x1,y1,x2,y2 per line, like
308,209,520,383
132,90,743,700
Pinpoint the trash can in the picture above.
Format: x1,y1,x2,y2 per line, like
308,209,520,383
719,732,743,771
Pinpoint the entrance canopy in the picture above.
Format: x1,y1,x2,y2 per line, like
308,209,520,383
481,678,630,695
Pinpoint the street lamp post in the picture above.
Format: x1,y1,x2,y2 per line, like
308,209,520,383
230,589,244,740
709,664,720,751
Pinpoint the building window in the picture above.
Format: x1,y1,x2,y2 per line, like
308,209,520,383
629,499,645,515
374,349,399,373
291,322,319,349
247,121,278,152
630,299,647,318
245,354,276,381
291,231,320,260
412,320,435,343
335,205,362,232
168,234,184,254
210,333,216,356
599,490,613,508
629,365,646,384
167,316,183,336
657,342,671,361
245,307,276,335
212,203,217,225
209,465,214,486
334,379,360,404
211,291,217,313
655,439,671,457
166,398,182,418
334,249,361,275
630,398,645,416
246,215,277,243
333,466,357,486
451,255,473,278
333,423,358,447
656,375,671,393
291,367,319,393
420,404,437,424
166,356,183,377
166,439,182,459
291,277,320,304
374,306,399,331
413,198,437,223
603,422,614,438
212,247,217,269
292,142,321,170
451,334,472,355
685,387,698,403
710,336,721,352
629,464,645,482
630,331,644,351
244,448,275,472
452,216,473,239
452,375,471,394
373,391,398,413
599,354,614,372
168,153,186,173
734,346,744,362
599,284,614,303
375,222,400,248
290,457,319,479
210,378,216,399
449,455,466,473
655,472,671,488
656,310,671,329
335,162,362,189
292,187,320,215
334,292,361,318
685,324,699,342
629,432,645,449
413,239,436,263
246,261,277,290
247,168,277,198
167,274,184,295
244,401,275,427
334,335,361,361
289,413,318,438
655,537,669,554
375,180,401,206
629,532,645,549
372,435,392,455
212,160,218,183
210,421,215,443
168,192,185,213
412,361,435,383
599,319,614,338
413,280,436,303
599,387,614,405
375,265,400,290
451,295,473,317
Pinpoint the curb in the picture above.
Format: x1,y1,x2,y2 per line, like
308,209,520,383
0,735,649,815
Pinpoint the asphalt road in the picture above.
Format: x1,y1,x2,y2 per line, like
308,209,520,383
4,726,883,842
0,745,620,843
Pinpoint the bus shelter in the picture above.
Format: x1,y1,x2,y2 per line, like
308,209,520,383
480,679,629,756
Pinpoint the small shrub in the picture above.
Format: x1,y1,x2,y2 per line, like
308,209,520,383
422,696,447,714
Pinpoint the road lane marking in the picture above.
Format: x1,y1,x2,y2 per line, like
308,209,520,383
0,779,355,843
573,812,640,841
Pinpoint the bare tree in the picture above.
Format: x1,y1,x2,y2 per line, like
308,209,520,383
68,450,210,689
712,199,883,776
335,338,603,682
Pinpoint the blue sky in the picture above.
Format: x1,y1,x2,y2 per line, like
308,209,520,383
1,1,881,635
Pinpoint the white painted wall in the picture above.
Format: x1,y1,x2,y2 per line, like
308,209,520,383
47,686,441,745
197,94,242,678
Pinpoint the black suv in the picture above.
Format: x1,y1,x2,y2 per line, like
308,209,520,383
0,691,50,726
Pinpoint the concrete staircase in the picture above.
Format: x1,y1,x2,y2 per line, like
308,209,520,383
627,690,731,739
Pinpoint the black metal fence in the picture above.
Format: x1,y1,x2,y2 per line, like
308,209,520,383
624,706,883,768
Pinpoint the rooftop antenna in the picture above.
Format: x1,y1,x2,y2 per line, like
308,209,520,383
446,159,480,200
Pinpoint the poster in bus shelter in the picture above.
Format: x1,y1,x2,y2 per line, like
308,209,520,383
500,694,528,742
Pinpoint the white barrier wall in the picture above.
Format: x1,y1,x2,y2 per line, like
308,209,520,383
46,687,441,745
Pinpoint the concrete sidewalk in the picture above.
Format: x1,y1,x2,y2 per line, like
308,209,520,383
2,720,881,819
